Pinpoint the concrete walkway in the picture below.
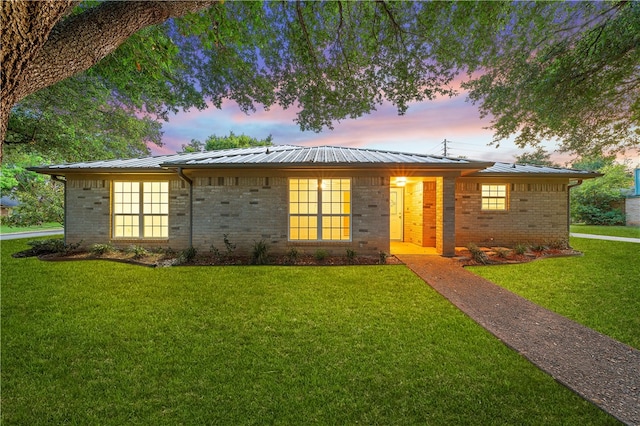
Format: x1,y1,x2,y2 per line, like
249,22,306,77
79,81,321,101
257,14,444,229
397,254,640,426
0,229,64,241
570,232,640,243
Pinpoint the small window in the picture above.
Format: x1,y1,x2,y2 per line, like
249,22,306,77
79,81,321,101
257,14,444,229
113,181,169,238
481,184,507,211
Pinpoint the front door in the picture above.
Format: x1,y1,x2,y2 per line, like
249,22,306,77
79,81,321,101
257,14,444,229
390,187,404,241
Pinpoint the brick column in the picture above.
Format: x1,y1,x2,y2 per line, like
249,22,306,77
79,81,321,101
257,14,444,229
436,176,456,257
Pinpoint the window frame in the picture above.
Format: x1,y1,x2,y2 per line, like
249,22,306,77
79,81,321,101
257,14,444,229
288,178,352,242
112,181,169,239
481,184,508,211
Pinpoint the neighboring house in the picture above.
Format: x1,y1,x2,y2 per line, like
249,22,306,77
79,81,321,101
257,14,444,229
30,145,599,257
0,196,19,217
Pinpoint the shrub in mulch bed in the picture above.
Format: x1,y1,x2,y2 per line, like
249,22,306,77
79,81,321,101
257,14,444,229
456,246,582,267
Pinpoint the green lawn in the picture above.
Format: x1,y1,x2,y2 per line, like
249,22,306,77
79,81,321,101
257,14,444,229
0,222,62,234
470,238,640,349
570,224,640,238
1,238,617,425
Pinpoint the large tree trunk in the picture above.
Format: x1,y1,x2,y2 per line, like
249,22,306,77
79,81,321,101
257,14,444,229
0,0,217,163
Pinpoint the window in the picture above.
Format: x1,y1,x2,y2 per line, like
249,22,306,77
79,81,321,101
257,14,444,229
481,184,507,211
113,181,168,238
289,178,351,241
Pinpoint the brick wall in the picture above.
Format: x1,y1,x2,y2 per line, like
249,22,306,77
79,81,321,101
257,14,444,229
455,178,570,246
190,174,390,257
65,178,110,247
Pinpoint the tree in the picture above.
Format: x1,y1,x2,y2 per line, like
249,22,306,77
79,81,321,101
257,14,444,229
5,74,162,163
2,1,638,163
570,161,633,225
464,1,639,157
514,147,559,167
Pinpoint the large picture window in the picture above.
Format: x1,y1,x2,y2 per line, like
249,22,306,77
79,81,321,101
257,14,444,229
113,181,168,238
289,178,351,241
481,184,507,211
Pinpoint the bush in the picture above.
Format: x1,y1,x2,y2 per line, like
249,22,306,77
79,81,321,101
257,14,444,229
13,238,81,258
251,240,269,265
90,243,115,255
467,243,489,265
514,244,528,255
127,245,148,259
379,251,388,264
286,248,299,264
314,249,329,262
345,248,357,264
178,246,198,264
493,247,510,259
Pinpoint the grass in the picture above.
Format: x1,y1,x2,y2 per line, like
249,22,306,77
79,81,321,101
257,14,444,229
1,238,619,425
570,224,640,238
470,238,640,350
0,222,62,234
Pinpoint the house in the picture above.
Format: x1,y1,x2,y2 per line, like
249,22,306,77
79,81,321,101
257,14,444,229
30,145,599,257
0,196,19,217
626,168,640,227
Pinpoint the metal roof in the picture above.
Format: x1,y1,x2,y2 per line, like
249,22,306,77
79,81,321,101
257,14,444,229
28,144,600,178
30,145,492,172
475,162,601,178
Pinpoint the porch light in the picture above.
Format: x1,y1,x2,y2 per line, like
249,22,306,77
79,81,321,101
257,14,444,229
395,177,407,187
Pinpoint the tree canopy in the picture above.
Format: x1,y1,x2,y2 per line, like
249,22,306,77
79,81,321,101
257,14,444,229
1,0,638,164
181,132,273,153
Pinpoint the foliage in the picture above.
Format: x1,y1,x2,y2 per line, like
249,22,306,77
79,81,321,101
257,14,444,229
571,163,633,225
1,153,63,226
11,238,80,257
90,243,115,256
6,75,161,164
514,147,559,167
466,243,489,264
514,244,528,255
126,245,148,260
345,248,357,264
285,247,299,264
251,240,269,265
314,249,329,262
178,246,198,264
4,1,637,160
2,238,616,424
181,131,273,152
378,251,388,265
464,2,640,157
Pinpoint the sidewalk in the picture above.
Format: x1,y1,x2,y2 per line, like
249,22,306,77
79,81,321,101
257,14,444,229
571,232,640,243
397,254,640,426
0,229,63,241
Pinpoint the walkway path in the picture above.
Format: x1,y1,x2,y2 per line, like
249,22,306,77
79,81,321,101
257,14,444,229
397,254,640,426
570,232,640,243
0,229,63,241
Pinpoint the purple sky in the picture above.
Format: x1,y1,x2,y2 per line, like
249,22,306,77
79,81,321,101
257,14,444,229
152,90,637,167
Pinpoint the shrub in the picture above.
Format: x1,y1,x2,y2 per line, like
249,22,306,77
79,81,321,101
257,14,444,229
178,246,198,264
514,244,527,255
286,247,299,264
493,247,510,259
24,238,81,256
530,244,547,252
223,234,236,256
127,245,148,259
90,243,115,255
251,240,269,265
467,243,489,265
379,251,388,264
547,239,569,250
314,249,329,262
345,248,357,264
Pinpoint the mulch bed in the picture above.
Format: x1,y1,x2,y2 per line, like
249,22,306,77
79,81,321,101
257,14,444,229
16,245,580,268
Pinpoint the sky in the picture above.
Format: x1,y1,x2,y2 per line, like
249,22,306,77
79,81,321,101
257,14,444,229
152,90,639,168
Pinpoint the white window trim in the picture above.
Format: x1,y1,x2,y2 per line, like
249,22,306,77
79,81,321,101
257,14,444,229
112,181,169,239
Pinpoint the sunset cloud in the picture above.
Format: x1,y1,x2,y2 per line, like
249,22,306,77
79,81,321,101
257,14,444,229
150,92,586,165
